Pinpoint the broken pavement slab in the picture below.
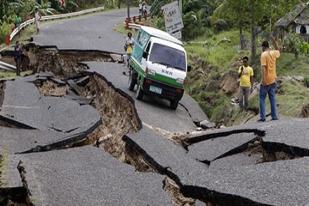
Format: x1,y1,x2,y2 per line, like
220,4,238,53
0,80,101,134
183,157,309,206
14,146,172,206
179,95,211,126
0,126,101,154
0,152,23,189
257,119,309,156
123,127,208,185
187,133,258,163
209,151,262,171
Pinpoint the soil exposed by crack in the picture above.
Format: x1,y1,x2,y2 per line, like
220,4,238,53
81,74,141,160
38,80,68,97
27,46,114,78
164,177,196,206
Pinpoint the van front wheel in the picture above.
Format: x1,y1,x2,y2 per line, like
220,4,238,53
128,71,137,91
170,100,179,110
136,84,144,100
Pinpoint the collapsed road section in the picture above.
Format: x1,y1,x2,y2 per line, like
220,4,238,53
0,45,309,206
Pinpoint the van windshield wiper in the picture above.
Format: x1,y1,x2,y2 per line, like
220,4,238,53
153,62,172,68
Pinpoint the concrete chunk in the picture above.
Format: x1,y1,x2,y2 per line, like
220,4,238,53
188,133,257,162
15,146,172,206
123,127,208,185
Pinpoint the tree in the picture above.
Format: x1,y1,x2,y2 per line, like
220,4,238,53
214,0,250,49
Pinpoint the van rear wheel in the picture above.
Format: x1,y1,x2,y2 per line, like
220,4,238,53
136,84,144,100
128,70,137,91
170,100,179,110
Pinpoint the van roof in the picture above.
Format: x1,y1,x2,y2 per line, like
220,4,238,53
140,26,183,45
150,37,186,53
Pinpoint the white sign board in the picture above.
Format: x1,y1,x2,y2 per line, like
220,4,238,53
161,1,184,34
171,30,182,40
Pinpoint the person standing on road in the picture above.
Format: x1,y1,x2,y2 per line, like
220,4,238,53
125,32,134,68
238,56,254,110
14,41,23,76
139,1,143,16
34,8,41,34
142,1,147,17
258,37,280,122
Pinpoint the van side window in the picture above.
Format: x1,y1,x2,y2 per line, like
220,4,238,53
136,31,141,44
138,31,150,47
145,42,151,53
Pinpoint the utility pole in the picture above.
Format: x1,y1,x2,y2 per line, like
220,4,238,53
178,0,182,16
127,0,130,18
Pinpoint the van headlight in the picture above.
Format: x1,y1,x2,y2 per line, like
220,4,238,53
176,78,184,84
147,68,156,75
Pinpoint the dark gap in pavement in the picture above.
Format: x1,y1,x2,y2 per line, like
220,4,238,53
181,186,272,206
0,187,33,206
0,116,36,129
182,129,266,149
262,141,309,162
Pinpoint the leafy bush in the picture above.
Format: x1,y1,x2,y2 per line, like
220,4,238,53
213,19,228,32
0,21,13,43
282,33,309,58
183,11,205,40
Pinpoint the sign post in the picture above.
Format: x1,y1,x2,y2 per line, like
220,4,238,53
161,1,184,40
127,0,130,18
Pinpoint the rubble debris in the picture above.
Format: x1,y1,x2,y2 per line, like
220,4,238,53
38,80,68,97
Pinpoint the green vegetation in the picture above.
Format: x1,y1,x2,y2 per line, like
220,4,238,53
0,0,136,44
0,70,33,81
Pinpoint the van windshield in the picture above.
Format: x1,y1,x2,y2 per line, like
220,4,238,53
149,43,186,71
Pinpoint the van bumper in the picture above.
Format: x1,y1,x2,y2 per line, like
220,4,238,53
142,78,184,101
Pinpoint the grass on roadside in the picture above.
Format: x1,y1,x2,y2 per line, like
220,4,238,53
0,70,33,81
185,30,251,72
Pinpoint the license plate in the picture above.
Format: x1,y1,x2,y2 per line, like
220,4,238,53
149,85,162,95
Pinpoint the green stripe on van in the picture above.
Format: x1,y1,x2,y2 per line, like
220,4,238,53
130,57,183,88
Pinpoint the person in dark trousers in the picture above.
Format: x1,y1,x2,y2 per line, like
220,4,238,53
238,56,254,110
258,37,280,122
14,41,23,76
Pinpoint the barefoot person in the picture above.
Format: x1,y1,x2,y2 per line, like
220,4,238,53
258,37,280,122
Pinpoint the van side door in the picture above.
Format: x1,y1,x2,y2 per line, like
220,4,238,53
132,30,150,63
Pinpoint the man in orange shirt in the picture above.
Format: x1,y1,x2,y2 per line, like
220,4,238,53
258,37,280,122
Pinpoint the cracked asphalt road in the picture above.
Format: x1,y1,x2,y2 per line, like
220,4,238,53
34,8,138,53
1,7,309,206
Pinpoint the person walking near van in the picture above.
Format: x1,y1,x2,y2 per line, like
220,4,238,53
14,41,23,76
34,8,41,34
238,56,254,110
125,32,134,68
139,1,143,16
258,37,280,122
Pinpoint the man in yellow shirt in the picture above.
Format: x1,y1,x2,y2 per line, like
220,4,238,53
238,56,254,109
259,37,280,122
